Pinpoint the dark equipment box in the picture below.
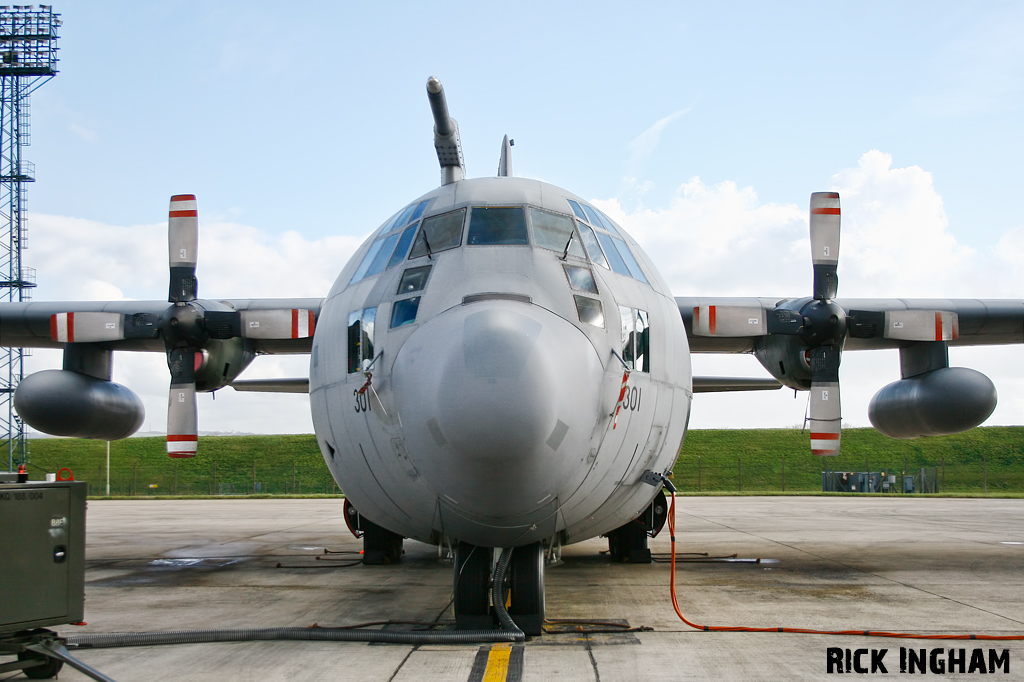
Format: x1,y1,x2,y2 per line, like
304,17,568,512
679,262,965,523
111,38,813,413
0,481,87,634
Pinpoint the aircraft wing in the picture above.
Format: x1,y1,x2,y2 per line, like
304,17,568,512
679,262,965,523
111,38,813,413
0,298,325,354
676,297,1024,352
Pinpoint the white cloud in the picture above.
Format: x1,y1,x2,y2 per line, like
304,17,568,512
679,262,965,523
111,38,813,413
598,150,1024,428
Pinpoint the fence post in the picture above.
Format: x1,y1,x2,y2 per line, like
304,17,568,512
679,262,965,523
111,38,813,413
941,456,945,491
213,462,217,495
252,461,257,494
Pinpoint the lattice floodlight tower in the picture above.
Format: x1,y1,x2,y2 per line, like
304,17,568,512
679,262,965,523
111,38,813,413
0,4,59,471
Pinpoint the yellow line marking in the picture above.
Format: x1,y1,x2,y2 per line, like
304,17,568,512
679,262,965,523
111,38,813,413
482,643,512,682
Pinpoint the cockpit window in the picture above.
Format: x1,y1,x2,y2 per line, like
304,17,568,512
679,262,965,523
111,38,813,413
410,208,465,259
409,200,430,223
387,224,418,269
348,307,377,373
619,307,650,372
531,208,585,257
467,207,528,246
566,199,588,223
574,295,605,328
577,223,609,269
610,236,648,283
397,265,432,294
563,264,598,294
364,231,402,279
390,297,421,328
596,232,631,276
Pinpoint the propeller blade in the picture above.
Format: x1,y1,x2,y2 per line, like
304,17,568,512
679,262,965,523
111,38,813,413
808,346,841,456
168,194,199,303
692,305,766,337
848,309,958,341
167,347,200,458
50,312,124,343
810,192,840,300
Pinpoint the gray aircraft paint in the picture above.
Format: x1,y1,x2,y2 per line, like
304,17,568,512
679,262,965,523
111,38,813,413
309,176,691,548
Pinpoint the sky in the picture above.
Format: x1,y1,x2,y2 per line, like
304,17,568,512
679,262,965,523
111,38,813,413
16,1,1024,435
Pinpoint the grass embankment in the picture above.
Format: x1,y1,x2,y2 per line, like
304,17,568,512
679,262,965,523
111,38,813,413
20,427,1024,497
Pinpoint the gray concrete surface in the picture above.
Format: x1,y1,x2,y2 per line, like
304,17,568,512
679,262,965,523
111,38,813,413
11,496,1024,681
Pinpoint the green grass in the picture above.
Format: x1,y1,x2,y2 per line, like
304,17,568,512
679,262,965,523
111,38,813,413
18,426,1024,497
674,426,1024,493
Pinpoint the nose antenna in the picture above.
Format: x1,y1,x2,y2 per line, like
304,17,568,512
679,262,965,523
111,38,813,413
426,77,466,186
497,135,513,177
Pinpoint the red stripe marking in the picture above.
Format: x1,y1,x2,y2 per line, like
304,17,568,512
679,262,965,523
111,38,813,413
169,210,198,217
934,312,942,341
810,432,840,440
308,310,316,333
292,308,299,338
812,449,837,456
168,453,196,459
709,305,717,335
170,194,196,202
167,435,198,442
50,314,58,341
811,207,841,215
194,352,204,371
821,192,840,198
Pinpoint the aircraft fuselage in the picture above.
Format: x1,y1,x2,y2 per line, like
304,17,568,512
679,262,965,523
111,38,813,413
310,176,691,549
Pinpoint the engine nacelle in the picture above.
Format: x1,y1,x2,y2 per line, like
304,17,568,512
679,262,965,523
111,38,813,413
14,370,145,441
868,367,997,439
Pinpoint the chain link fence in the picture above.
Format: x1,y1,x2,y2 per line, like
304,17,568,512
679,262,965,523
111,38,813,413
70,461,340,497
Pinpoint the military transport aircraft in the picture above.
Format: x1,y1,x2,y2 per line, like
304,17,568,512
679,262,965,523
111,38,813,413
1,78,1021,635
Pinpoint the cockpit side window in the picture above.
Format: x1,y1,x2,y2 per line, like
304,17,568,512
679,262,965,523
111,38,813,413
531,208,585,258
410,208,466,259
467,207,529,246
347,307,377,373
619,306,650,372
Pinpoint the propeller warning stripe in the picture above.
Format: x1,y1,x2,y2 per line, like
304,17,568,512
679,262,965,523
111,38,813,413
811,207,841,215
51,312,73,342
292,309,316,338
169,209,198,217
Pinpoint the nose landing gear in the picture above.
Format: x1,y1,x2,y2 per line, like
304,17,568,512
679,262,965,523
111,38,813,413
453,541,545,636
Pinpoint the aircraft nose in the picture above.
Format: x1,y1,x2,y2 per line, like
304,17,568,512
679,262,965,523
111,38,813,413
392,300,604,533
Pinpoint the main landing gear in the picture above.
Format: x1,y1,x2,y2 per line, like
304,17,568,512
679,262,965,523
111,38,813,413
453,541,545,636
605,489,669,563
343,499,404,565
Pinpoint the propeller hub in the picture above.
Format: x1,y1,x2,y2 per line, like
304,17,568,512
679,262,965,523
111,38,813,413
799,299,847,347
160,302,208,349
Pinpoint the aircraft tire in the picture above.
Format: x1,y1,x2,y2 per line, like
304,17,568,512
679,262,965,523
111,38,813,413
454,542,493,629
508,541,545,636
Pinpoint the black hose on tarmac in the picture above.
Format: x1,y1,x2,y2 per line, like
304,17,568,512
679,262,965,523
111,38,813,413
68,547,527,649
66,625,521,649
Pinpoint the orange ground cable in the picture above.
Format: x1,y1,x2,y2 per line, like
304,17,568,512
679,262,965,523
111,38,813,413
666,494,1024,641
